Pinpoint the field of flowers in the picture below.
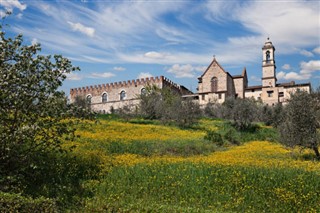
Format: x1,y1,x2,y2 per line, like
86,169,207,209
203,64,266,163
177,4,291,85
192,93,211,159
66,117,320,212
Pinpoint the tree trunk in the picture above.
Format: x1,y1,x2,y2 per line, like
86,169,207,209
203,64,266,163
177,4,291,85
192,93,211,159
312,145,320,160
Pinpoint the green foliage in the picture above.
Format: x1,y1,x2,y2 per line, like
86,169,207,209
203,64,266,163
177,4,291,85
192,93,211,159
106,139,217,157
278,91,319,159
138,85,201,127
0,20,97,211
218,98,259,130
138,84,163,120
260,103,284,127
0,192,58,213
21,151,101,208
84,163,320,212
202,119,278,146
71,95,96,119
204,130,224,146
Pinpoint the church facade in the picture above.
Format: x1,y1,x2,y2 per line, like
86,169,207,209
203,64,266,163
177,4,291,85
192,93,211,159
70,39,311,112
195,38,311,106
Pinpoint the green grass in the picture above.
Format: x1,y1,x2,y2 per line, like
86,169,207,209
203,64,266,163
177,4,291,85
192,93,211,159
201,120,279,145
106,139,219,157
63,117,316,212
84,162,320,212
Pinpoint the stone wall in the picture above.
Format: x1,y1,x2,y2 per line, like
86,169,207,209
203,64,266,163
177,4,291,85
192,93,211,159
70,76,191,113
199,61,228,93
233,77,244,98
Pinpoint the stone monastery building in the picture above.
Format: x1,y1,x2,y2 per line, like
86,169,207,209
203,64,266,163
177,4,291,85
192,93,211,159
70,38,311,112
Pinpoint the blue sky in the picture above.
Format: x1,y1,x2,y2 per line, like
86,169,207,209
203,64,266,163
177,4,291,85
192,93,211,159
1,0,319,96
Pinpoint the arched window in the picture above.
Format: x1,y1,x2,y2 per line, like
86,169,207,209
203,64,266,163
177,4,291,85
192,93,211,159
141,88,146,95
266,50,270,63
86,95,92,104
211,77,218,92
120,90,126,101
102,93,108,103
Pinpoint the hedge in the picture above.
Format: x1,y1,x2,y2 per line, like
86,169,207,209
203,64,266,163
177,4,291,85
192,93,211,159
0,192,58,213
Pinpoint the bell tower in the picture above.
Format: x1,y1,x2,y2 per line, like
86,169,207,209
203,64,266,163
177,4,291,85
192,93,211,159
262,38,277,87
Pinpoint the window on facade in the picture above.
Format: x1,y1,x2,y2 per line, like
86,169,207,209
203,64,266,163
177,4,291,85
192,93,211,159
266,51,270,63
141,88,146,95
279,92,284,97
120,90,126,101
211,77,218,92
86,95,92,104
102,93,108,103
202,94,205,100
267,91,273,97
218,94,222,99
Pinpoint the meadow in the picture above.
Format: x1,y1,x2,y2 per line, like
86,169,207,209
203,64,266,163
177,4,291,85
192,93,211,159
67,115,320,212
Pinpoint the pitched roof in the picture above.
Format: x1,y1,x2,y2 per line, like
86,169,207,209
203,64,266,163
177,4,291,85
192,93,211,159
199,58,232,79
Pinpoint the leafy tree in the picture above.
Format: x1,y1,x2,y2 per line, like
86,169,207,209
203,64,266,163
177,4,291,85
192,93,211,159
311,86,320,128
138,85,201,127
0,21,84,192
278,91,319,159
221,97,259,130
259,103,284,127
170,97,201,128
138,84,163,119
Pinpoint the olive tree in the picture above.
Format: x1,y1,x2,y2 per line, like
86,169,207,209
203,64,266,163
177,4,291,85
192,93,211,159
221,97,259,130
279,91,319,159
138,85,201,127
0,23,82,191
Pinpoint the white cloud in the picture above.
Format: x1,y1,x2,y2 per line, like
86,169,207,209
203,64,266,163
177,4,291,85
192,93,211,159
205,1,240,23
16,13,23,19
6,0,319,77
277,71,309,81
113,66,126,71
89,72,115,78
238,1,319,44
194,1,320,70
277,60,320,81
281,64,291,70
67,21,95,37
144,51,166,59
300,60,320,75
137,72,153,79
0,0,27,11
300,49,314,57
167,64,206,78
66,73,82,81
313,47,320,55
250,75,260,82
194,66,207,73
31,38,38,45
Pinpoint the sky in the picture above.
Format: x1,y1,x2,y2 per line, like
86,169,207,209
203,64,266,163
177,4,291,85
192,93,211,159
1,0,319,96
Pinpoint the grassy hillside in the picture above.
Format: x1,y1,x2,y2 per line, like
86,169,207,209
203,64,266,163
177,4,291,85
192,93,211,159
65,116,320,212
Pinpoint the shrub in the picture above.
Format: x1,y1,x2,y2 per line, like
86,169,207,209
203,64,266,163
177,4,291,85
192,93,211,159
138,85,201,127
278,91,319,159
204,130,224,146
0,192,58,213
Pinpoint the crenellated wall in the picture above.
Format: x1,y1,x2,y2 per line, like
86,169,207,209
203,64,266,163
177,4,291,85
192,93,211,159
70,76,192,113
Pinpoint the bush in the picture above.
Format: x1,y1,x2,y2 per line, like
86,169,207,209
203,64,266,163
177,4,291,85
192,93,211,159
259,103,284,127
278,91,319,159
138,85,201,127
204,131,224,146
21,151,101,209
218,98,259,130
0,192,58,213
